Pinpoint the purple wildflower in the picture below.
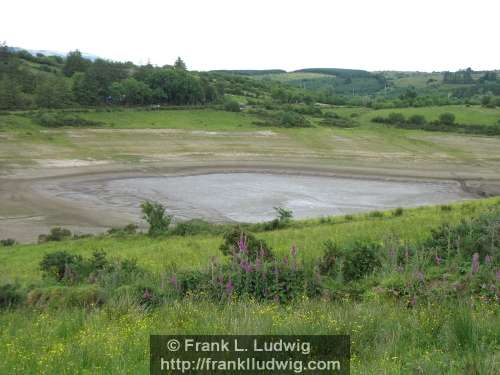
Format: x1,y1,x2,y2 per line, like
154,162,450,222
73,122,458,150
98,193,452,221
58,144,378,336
225,278,234,295
240,260,252,273
485,255,493,264
471,253,480,274
435,255,442,266
238,234,248,254
169,275,178,289
496,270,500,281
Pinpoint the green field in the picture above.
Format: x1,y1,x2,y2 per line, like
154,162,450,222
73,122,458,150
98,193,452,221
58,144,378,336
1,198,499,374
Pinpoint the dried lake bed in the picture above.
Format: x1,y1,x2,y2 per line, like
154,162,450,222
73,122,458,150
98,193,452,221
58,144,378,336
39,172,473,224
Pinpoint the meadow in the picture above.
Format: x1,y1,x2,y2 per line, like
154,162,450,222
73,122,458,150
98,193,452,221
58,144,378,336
1,198,499,374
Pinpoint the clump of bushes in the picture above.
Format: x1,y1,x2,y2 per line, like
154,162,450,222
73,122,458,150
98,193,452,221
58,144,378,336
173,239,321,302
424,210,500,261
320,114,357,128
33,112,104,128
223,99,240,112
38,227,72,243
278,111,312,128
1,238,16,246
318,240,382,282
39,250,143,286
342,242,382,281
372,111,500,135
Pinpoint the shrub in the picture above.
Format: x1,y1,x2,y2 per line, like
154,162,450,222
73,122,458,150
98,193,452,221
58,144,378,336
38,227,72,243
320,116,356,128
33,112,103,128
107,224,138,236
0,238,16,246
424,210,500,261
170,219,219,236
40,251,83,281
408,114,427,125
219,227,273,261
173,245,322,302
369,211,384,218
318,240,342,276
278,111,311,128
141,200,171,236
387,112,406,124
0,283,22,308
342,241,382,281
224,100,240,112
439,112,456,125
274,206,293,224
393,207,404,216
26,285,106,309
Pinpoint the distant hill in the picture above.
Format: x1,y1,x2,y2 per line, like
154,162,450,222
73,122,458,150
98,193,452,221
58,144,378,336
9,47,102,61
210,69,286,76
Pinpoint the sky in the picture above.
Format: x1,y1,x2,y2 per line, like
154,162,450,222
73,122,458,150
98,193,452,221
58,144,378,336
2,0,499,72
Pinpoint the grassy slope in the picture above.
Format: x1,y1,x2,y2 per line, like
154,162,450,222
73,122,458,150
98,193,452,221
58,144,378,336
1,198,499,374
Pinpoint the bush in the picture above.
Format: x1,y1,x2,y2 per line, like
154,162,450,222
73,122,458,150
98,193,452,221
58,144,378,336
26,285,106,309
439,112,456,125
38,227,72,243
40,251,83,281
224,100,240,112
369,211,384,218
387,112,406,124
33,112,103,128
219,227,273,261
318,240,342,276
278,111,311,128
274,206,293,224
0,238,16,246
393,207,404,216
320,116,356,128
173,245,322,302
424,210,500,261
0,283,22,308
170,219,219,236
342,241,382,281
141,201,171,236
107,224,138,236
408,114,427,125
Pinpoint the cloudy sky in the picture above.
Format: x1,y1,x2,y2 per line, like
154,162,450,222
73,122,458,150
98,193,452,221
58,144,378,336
2,0,499,72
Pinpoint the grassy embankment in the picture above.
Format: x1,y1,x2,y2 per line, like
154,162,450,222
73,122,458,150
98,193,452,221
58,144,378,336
0,198,499,374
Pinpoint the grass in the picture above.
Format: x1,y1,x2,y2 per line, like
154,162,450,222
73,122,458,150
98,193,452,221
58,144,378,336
1,198,499,374
1,106,500,178
364,105,500,126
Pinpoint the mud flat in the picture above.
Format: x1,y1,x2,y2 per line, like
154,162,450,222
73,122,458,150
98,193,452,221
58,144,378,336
40,172,474,222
